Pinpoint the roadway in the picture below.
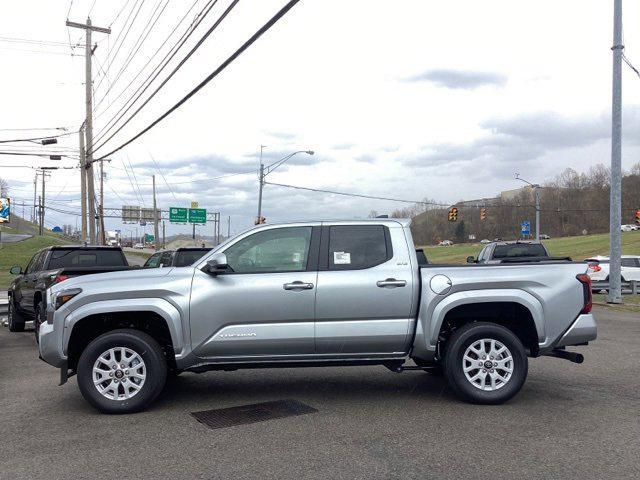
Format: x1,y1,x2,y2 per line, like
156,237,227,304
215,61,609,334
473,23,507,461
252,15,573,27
0,306,638,480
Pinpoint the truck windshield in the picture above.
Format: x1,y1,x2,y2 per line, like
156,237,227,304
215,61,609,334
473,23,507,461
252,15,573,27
48,249,126,268
174,249,211,267
493,244,547,259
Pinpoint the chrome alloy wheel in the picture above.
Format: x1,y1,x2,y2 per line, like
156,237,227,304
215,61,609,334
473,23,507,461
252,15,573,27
462,338,514,391
92,347,146,401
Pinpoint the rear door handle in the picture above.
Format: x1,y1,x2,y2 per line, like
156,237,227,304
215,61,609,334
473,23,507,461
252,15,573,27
377,278,407,288
283,281,314,290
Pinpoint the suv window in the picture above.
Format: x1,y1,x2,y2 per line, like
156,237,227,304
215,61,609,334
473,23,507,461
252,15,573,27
26,251,45,273
48,249,126,269
159,251,173,267
144,253,162,268
175,249,211,267
225,227,312,273
328,225,391,270
622,258,639,268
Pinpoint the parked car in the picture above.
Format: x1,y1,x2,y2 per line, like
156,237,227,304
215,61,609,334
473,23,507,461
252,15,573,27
469,240,558,264
438,240,453,246
540,234,551,239
480,239,491,244
621,224,637,232
7,246,131,339
143,247,212,268
38,219,596,413
585,255,640,289
133,243,144,249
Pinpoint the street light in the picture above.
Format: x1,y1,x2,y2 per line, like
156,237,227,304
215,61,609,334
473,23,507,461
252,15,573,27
256,148,314,224
515,173,541,241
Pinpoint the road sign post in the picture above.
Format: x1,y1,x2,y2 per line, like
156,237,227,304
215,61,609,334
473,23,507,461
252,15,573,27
521,220,531,237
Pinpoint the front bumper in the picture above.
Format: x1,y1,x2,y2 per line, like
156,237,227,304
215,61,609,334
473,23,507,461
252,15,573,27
554,313,597,348
38,307,67,368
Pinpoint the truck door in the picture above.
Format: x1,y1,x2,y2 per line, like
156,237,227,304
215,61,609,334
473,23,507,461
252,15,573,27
190,225,320,359
314,224,414,355
17,251,45,312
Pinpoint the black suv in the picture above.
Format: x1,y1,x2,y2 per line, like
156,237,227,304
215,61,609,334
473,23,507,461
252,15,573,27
7,246,130,337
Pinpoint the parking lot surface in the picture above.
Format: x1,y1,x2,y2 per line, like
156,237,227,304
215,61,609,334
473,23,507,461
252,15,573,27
1,306,639,480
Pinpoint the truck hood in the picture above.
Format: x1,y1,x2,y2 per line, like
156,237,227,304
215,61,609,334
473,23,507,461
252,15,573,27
49,267,178,294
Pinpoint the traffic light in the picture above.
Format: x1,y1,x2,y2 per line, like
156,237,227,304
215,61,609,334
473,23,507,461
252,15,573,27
254,216,266,225
480,208,487,221
636,209,640,225
448,207,458,221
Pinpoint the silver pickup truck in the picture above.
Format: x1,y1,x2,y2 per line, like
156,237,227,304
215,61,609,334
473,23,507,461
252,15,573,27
38,219,596,413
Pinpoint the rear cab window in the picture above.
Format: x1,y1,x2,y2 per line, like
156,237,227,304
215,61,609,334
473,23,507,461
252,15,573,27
47,249,127,269
326,225,392,270
492,243,548,259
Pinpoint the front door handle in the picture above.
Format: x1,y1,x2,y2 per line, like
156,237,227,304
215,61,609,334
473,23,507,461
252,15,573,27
283,281,314,290
376,278,407,288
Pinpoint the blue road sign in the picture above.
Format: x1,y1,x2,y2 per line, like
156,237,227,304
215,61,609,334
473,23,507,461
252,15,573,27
521,220,531,236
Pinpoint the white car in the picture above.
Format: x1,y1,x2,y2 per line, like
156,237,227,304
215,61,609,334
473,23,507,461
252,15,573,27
438,240,453,246
621,224,636,232
585,255,640,284
133,243,145,249
480,239,491,244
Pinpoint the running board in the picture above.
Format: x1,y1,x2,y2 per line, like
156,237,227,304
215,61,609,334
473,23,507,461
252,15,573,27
545,349,584,364
383,362,440,373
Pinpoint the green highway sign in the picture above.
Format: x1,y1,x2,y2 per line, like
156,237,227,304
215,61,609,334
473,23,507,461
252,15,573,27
144,234,155,242
169,207,188,223
189,208,206,224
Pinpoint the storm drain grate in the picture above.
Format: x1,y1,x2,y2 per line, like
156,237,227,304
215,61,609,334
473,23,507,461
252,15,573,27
191,399,317,429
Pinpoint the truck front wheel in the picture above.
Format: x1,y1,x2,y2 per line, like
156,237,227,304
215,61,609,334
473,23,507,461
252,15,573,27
76,329,167,414
444,322,528,404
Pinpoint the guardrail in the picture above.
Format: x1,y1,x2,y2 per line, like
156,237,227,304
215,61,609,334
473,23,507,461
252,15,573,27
592,280,639,294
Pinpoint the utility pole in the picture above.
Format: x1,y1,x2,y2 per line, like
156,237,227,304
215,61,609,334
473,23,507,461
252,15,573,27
152,175,159,250
99,158,106,245
40,172,46,235
38,195,42,235
162,220,165,249
79,125,87,241
256,145,266,223
227,215,231,238
66,17,110,245
32,172,38,223
534,186,540,241
609,0,623,304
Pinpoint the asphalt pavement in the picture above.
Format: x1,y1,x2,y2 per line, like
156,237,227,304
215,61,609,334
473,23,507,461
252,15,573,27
0,232,31,243
0,306,639,480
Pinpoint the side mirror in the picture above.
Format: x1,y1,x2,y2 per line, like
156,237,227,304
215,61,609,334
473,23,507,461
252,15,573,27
206,253,230,276
466,256,476,264
10,265,22,275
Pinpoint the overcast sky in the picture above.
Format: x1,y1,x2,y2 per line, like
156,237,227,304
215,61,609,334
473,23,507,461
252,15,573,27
1,0,640,237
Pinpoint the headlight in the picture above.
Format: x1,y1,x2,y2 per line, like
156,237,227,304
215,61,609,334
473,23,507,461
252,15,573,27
53,288,82,310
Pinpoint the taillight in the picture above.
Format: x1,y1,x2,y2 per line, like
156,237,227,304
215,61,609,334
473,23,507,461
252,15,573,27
53,274,69,284
576,273,592,314
587,263,601,273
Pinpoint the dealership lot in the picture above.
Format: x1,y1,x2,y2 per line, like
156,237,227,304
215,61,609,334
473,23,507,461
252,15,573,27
1,306,639,480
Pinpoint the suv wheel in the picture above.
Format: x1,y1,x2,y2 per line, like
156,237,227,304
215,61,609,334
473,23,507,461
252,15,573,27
34,303,44,343
444,322,528,404
77,329,167,414
8,299,26,332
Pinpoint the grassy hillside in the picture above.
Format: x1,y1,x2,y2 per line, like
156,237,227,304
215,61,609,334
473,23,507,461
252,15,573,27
421,231,640,264
0,235,67,289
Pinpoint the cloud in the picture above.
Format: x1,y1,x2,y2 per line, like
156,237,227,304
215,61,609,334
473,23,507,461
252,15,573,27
403,69,507,89
133,154,255,175
355,153,376,163
263,130,297,140
331,143,354,150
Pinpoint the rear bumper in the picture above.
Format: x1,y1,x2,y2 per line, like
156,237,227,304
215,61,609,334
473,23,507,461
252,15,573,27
554,313,597,348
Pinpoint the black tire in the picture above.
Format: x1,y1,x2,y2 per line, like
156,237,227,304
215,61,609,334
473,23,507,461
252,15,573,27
34,302,44,344
443,322,528,405
77,329,167,414
7,299,26,332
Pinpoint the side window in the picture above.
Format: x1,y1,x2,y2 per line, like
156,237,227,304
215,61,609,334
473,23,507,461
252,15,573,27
224,227,312,273
27,251,45,273
144,253,162,268
159,252,173,267
24,252,39,274
621,258,636,268
328,225,391,271
477,247,486,262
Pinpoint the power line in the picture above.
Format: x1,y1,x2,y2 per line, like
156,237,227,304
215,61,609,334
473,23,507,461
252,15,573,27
149,152,177,201
0,130,77,144
91,0,228,148
93,0,169,109
109,0,133,27
622,53,640,79
92,0,205,120
94,0,302,159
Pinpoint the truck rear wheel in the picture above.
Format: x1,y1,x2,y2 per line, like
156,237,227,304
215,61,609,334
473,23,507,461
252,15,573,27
77,329,167,414
7,299,26,332
444,322,528,404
